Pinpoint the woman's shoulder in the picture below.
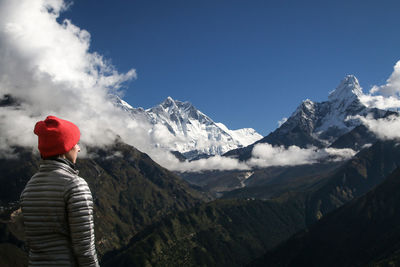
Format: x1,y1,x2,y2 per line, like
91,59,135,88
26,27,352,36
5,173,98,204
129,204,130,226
64,173,91,195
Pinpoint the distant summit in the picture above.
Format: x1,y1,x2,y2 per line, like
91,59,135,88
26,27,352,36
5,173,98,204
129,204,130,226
147,97,214,127
224,75,394,160
328,75,363,102
263,74,389,146
110,95,262,160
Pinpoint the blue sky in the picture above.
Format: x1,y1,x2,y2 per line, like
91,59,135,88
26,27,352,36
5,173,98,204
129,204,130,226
60,0,400,135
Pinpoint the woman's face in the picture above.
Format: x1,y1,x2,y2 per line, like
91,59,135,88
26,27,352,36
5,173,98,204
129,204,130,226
65,144,80,163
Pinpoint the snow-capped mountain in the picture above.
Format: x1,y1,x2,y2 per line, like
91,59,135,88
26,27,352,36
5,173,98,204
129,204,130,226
111,95,262,160
224,75,396,160
261,75,390,147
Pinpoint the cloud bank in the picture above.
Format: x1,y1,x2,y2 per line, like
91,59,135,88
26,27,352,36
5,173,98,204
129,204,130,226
167,144,356,172
353,60,400,142
370,61,400,97
247,143,356,168
0,0,137,153
352,114,400,141
359,94,400,110
357,60,400,110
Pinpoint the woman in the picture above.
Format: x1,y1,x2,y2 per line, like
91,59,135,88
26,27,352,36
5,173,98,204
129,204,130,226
20,115,99,267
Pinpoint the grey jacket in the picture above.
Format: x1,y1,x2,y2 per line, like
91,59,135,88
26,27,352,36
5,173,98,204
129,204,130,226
20,159,99,267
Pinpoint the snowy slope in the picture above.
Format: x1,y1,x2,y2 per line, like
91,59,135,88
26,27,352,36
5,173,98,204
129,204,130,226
315,75,366,134
110,95,262,159
258,75,391,148
215,123,261,147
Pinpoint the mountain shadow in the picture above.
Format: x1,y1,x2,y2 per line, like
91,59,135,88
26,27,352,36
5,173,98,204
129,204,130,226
101,197,307,267
329,124,378,150
250,166,400,267
221,161,343,200
305,140,400,224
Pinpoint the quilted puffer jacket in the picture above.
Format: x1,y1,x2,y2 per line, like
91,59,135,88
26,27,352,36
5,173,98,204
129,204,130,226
20,159,99,267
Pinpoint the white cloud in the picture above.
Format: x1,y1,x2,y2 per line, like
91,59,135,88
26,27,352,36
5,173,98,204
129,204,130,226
370,61,400,97
353,60,400,110
359,94,400,110
161,143,356,172
0,0,138,153
167,155,250,172
352,114,400,141
247,143,356,168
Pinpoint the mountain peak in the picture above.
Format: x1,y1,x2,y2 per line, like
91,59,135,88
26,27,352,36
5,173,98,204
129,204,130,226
292,99,316,118
161,96,178,108
328,75,363,102
160,97,194,110
302,99,315,108
132,96,261,159
108,94,135,111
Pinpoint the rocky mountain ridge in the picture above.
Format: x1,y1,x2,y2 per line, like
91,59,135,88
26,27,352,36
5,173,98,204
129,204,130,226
111,95,262,160
224,75,396,161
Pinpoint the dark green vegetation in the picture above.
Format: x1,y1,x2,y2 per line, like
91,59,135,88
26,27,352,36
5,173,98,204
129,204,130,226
251,167,400,267
102,198,307,267
101,140,400,266
302,140,400,225
80,142,206,253
0,147,40,207
0,210,27,267
0,147,37,267
221,162,342,200
180,170,259,197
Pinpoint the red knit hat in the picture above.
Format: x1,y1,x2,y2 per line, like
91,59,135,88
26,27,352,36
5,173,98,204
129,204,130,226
34,116,80,158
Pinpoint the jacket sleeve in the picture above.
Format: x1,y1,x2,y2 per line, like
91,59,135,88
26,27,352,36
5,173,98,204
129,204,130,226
65,176,99,267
